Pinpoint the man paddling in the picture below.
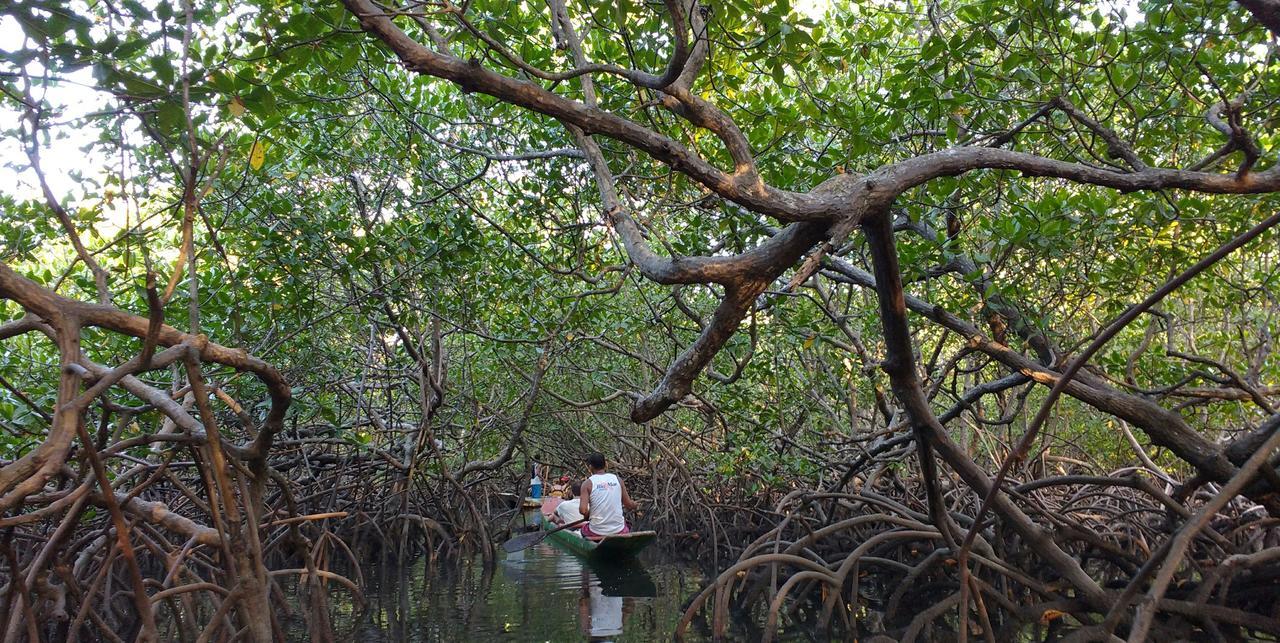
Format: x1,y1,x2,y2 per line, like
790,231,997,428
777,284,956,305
578,452,637,538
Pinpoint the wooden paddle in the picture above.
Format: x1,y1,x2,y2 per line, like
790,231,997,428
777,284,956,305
502,518,587,553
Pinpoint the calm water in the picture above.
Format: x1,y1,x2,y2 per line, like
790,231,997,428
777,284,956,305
343,531,707,641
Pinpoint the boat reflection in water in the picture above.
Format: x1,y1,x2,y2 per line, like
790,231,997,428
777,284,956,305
583,559,655,640
582,578,626,640
501,542,657,640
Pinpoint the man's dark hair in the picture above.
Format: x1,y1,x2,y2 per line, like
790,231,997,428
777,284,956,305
586,452,606,470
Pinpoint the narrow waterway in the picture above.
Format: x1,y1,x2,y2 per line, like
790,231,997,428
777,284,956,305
344,540,706,642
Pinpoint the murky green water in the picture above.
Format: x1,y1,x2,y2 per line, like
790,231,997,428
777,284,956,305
344,539,707,642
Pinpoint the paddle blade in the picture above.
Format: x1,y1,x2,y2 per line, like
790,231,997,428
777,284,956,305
502,530,546,553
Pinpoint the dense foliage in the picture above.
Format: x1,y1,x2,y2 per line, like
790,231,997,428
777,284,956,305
2,0,1279,640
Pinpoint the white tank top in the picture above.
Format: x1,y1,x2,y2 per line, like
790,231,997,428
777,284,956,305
587,472,625,535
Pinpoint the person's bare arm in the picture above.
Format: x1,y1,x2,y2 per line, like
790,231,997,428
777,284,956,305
620,479,637,511
579,480,590,518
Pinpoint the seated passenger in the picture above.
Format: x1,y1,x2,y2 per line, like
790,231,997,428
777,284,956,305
554,483,585,527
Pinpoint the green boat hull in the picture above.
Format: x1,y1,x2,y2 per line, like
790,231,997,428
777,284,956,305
542,519,656,562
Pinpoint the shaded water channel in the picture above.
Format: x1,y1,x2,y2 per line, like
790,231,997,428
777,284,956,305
331,516,708,641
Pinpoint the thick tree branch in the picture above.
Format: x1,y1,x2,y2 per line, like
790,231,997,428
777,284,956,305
865,147,1280,199
1237,0,1280,37
819,256,1241,484
0,263,290,457
860,209,1108,608
343,0,841,220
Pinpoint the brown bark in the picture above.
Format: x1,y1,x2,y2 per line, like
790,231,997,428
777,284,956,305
861,210,1108,608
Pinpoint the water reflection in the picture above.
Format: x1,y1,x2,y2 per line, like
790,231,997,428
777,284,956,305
503,544,656,640
583,583,624,640
346,539,697,642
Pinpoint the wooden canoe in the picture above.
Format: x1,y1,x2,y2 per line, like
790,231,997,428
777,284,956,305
539,506,655,562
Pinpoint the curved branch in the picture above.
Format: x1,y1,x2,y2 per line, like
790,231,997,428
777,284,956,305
612,214,827,286
631,280,764,422
820,256,1242,485
342,0,836,221
345,4,1280,227
630,221,828,421
860,209,1108,607
0,263,290,457
866,147,1280,200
